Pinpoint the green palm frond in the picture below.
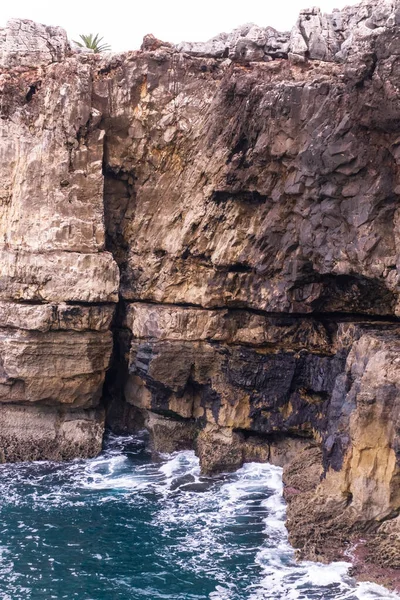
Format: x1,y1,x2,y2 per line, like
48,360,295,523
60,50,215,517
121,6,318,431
73,33,111,53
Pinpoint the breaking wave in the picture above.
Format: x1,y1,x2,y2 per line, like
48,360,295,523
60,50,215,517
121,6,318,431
0,433,397,599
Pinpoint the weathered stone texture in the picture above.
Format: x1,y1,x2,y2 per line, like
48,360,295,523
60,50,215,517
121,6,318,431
0,21,119,461
2,1,400,585
0,302,115,333
177,0,399,65
93,0,400,581
0,19,69,68
0,405,104,462
98,49,400,317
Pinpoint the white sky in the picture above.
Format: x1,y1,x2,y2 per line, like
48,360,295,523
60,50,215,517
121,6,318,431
1,0,360,52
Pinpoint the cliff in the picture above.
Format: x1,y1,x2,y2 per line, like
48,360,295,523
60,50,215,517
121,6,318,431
1,0,400,586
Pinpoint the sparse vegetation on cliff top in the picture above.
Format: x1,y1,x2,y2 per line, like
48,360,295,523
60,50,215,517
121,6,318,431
73,33,111,53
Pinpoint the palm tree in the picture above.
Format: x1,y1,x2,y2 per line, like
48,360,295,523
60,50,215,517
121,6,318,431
73,34,111,53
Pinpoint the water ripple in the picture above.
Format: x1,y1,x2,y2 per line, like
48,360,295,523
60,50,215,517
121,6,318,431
0,433,397,600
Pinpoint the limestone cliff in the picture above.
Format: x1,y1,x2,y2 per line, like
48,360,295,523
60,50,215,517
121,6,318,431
0,19,119,459
1,0,400,586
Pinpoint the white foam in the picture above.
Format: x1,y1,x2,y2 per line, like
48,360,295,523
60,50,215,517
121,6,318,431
0,438,398,600
159,450,199,480
217,462,399,600
355,583,400,599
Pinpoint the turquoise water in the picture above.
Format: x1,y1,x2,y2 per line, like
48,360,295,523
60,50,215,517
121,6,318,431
0,433,397,600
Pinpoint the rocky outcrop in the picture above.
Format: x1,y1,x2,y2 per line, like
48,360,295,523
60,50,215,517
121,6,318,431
1,0,400,586
0,19,70,68
177,0,399,64
283,327,400,566
0,20,119,460
97,0,400,582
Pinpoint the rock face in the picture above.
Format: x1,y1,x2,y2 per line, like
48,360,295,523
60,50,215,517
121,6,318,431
0,19,119,461
1,0,400,584
177,0,399,64
0,19,70,68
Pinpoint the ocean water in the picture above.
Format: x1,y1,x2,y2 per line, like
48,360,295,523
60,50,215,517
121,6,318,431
0,433,397,600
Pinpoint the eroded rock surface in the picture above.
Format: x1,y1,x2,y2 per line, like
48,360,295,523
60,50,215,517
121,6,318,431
2,0,400,585
177,0,399,65
0,22,118,459
0,19,69,68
